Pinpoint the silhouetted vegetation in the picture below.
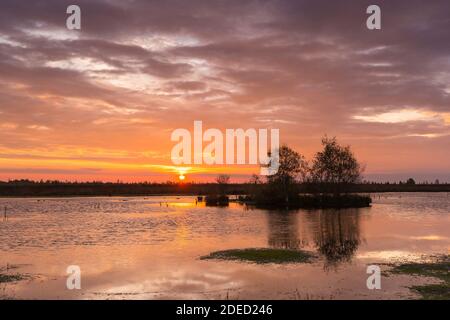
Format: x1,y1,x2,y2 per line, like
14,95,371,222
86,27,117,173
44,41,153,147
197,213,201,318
0,179,448,197
247,137,372,208
309,136,363,194
0,179,247,197
264,145,308,203
205,174,230,206
205,194,230,206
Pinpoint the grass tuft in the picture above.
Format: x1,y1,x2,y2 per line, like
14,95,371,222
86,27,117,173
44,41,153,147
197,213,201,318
0,273,25,283
201,248,316,264
389,255,449,300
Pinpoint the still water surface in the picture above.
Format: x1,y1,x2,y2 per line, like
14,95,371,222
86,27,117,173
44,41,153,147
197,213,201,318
0,193,448,299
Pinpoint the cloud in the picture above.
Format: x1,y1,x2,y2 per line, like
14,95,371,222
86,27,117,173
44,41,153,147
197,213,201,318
0,0,449,180
353,109,444,124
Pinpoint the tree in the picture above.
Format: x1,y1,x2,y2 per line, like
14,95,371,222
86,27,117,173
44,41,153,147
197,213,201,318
205,174,231,206
310,136,362,193
215,174,230,195
406,178,416,185
269,145,308,184
216,174,230,185
266,145,308,202
249,174,262,185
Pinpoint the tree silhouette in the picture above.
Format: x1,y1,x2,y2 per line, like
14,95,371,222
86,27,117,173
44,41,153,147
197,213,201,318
267,145,308,203
310,136,363,194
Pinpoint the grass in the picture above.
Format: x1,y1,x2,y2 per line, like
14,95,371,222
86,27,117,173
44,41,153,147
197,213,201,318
0,273,25,283
201,248,316,264
389,255,449,300
410,284,449,300
0,265,27,284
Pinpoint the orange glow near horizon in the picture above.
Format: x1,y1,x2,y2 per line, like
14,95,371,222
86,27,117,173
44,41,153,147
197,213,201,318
0,139,449,183
0,1,449,183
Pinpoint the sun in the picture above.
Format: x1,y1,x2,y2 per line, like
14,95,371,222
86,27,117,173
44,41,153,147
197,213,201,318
176,167,189,181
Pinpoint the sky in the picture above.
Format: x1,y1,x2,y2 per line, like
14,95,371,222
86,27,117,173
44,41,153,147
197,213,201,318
0,0,449,183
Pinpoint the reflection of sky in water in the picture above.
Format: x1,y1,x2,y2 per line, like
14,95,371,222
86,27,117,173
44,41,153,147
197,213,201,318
0,193,448,299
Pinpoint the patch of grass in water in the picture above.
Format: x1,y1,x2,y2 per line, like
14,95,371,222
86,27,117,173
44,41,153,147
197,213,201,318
410,284,450,300
389,255,449,300
0,273,25,283
201,248,316,264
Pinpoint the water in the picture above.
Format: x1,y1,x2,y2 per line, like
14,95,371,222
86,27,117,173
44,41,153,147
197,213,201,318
0,193,448,299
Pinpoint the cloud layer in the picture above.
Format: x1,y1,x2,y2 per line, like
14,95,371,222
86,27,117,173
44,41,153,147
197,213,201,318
0,0,449,181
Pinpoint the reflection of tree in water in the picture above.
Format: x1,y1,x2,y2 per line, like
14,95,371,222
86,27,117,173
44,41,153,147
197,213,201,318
265,208,364,268
309,209,363,268
266,210,307,250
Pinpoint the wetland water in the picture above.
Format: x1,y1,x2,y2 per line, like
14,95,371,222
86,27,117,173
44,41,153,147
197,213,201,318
0,193,448,299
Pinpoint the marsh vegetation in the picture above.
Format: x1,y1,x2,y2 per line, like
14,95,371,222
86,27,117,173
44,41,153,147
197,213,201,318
201,248,316,264
388,255,449,300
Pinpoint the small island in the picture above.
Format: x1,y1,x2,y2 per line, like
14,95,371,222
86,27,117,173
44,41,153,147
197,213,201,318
207,136,372,209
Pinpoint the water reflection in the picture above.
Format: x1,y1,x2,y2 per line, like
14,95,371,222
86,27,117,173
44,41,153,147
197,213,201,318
266,209,365,268
0,194,448,299
310,210,364,268
267,211,303,249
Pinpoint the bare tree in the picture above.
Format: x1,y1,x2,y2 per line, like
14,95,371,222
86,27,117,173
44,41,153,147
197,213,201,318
249,174,262,184
216,174,230,185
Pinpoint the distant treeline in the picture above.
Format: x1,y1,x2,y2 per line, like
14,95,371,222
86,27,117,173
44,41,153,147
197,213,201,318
0,180,449,197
